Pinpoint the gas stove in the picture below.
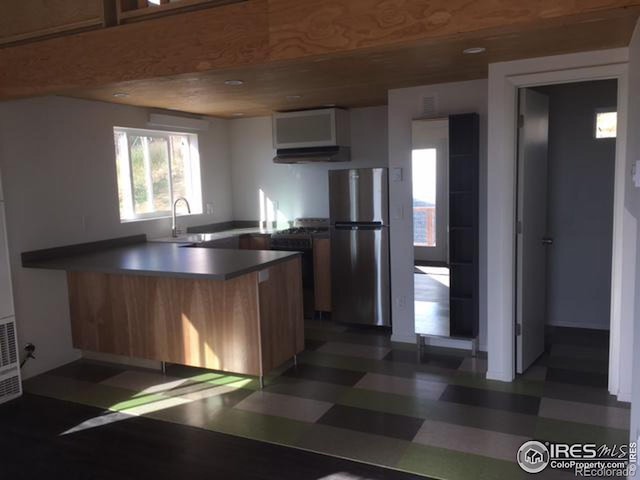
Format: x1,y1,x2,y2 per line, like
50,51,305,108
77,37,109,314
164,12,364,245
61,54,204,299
270,218,329,250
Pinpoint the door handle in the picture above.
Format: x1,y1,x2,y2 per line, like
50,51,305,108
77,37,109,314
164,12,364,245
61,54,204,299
542,237,553,246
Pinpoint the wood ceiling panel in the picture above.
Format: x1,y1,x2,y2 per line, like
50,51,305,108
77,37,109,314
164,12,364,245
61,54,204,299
267,0,640,60
63,10,640,118
1,0,638,102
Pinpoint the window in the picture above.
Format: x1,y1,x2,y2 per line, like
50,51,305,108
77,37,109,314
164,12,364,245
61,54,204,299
412,148,437,247
113,127,202,222
595,109,617,139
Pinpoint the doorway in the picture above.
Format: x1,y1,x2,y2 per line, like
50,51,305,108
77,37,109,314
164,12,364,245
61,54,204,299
516,80,618,374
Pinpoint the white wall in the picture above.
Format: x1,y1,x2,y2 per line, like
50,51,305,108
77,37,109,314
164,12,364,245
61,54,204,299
627,21,640,443
230,106,388,221
0,96,233,378
387,80,488,348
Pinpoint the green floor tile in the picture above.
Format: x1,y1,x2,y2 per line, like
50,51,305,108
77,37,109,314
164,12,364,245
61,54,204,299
206,407,310,445
293,423,411,468
535,417,629,444
397,443,522,480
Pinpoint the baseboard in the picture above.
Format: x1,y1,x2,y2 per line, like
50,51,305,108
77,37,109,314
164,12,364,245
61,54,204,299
420,336,475,351
486,370,514,382
617,390,632,403
391,333,417,344
82,351,161,371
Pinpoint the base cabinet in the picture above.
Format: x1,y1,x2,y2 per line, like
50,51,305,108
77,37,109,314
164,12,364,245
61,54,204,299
67,257,304,377
239,234,271,250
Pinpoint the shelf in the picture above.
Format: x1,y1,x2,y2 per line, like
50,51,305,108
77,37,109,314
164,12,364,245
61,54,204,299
450,190,472,195
450,225,472,230
450,261,473,266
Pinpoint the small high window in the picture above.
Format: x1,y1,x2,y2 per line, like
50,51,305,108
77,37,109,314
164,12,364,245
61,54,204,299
595,110,617,139
113,127,202,222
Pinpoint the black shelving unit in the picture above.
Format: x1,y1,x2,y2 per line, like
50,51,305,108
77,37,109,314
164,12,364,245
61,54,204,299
448,113,479,338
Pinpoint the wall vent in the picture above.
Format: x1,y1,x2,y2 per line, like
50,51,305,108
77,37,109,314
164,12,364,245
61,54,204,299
0,321,17,368
422,95,439,118
0,317,21,405
0,373,20,400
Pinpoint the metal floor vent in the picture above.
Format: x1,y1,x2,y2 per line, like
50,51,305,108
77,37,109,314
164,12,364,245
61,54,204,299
0,321,17,368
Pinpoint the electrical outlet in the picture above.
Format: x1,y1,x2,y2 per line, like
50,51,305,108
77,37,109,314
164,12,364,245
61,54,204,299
396,296,406,309
205,203,214,215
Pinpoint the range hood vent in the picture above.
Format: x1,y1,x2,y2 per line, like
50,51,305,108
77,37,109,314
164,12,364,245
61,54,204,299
272,108,350,164
273,146,350,164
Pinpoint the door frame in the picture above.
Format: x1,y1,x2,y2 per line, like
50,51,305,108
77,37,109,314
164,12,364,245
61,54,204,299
411,117,449,264
486,49,631,401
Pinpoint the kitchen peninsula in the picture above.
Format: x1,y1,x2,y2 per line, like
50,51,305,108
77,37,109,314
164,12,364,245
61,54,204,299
22,235,304,385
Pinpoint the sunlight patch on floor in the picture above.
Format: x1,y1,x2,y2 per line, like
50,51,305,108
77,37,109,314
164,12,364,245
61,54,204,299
60,374,252,436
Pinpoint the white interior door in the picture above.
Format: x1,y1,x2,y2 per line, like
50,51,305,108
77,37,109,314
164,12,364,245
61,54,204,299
516,89,550,374
412,118,449,264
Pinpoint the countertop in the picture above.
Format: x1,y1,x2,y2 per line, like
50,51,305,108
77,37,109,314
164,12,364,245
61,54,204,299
150,227,278,244
22,240,300,281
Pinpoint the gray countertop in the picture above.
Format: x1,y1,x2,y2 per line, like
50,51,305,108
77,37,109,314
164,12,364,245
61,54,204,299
150,227,278,244
23,241,300,281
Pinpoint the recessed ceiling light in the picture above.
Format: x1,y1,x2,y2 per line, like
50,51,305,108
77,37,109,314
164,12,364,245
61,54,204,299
324,103,336,107
232,113,245,117
462,47,486,55
224,79,244,86
113,92,129,98
286,95,302,101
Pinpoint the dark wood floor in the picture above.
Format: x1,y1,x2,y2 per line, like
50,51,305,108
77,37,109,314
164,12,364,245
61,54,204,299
0,393,428,480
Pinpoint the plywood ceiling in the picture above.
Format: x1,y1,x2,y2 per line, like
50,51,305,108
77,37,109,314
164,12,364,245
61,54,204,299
62,9,638,118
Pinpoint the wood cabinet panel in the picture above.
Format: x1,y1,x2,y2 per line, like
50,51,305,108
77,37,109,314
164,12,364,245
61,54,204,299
67,256,303,377
259,256,304,372
68,270,262,375
313,238,331,312
0,1,106,46
239,234,271,250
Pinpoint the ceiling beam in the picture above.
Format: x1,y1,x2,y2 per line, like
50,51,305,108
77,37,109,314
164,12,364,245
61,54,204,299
0,0,638,100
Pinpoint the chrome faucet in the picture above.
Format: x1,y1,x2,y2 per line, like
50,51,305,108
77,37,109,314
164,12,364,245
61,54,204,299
172,197,191,237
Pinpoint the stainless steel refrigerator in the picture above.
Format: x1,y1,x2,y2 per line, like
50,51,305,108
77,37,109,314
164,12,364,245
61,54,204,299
329,168,391,327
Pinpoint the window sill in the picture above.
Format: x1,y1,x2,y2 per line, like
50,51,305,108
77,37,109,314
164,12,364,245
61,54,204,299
119,212,203,224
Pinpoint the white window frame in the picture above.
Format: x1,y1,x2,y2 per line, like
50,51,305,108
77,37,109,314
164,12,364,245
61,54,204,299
114,127,203,223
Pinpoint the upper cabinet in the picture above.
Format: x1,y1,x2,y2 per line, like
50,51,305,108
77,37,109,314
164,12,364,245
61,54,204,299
116,0,243,24
0,1,110,46
0,0,245,46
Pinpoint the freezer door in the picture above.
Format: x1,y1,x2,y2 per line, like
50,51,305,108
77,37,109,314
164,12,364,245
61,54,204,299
0,205,14,319
331,225,390,326
329,168,388,224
